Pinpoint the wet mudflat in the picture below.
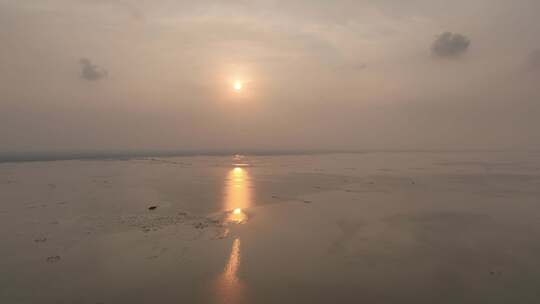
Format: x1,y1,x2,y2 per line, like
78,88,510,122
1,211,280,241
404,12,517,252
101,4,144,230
1,152,540,303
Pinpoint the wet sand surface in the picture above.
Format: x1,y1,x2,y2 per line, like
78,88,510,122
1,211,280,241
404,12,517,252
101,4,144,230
2,152,540,303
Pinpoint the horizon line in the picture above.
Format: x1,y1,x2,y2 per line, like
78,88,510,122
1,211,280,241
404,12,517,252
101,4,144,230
1,148,539,163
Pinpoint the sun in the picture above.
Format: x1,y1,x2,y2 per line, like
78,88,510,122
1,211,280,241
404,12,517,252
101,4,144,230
233,81,243,91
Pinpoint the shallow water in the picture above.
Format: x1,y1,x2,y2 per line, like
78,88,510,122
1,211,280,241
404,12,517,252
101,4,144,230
1,152,540,303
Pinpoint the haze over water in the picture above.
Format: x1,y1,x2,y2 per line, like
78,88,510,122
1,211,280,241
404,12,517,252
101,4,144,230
2,0,540,152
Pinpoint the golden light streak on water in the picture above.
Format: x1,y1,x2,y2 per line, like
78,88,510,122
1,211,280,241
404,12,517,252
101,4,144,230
214,238,243,304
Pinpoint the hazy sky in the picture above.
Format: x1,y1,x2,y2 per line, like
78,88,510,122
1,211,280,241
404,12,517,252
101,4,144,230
1,0,539,152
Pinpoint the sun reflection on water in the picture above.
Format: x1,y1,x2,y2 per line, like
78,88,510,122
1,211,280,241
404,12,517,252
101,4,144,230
224,166,251,224
215,238,243,304
213,162,252,303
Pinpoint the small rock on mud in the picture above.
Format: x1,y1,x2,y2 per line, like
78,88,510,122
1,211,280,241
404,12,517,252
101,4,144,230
46,256,61,263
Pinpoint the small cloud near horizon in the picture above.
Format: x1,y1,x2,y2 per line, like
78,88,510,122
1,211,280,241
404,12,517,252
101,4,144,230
79,58,107,81
431,32,471,58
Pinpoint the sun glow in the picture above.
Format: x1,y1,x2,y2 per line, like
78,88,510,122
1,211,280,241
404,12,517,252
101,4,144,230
233,81,243,91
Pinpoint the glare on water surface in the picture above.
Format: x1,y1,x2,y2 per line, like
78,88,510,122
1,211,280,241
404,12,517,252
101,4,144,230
224,166,251,224
214,158,253,303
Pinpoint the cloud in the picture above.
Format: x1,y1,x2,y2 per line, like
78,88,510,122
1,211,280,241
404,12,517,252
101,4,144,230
431,32,471,58
79,58,107,81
